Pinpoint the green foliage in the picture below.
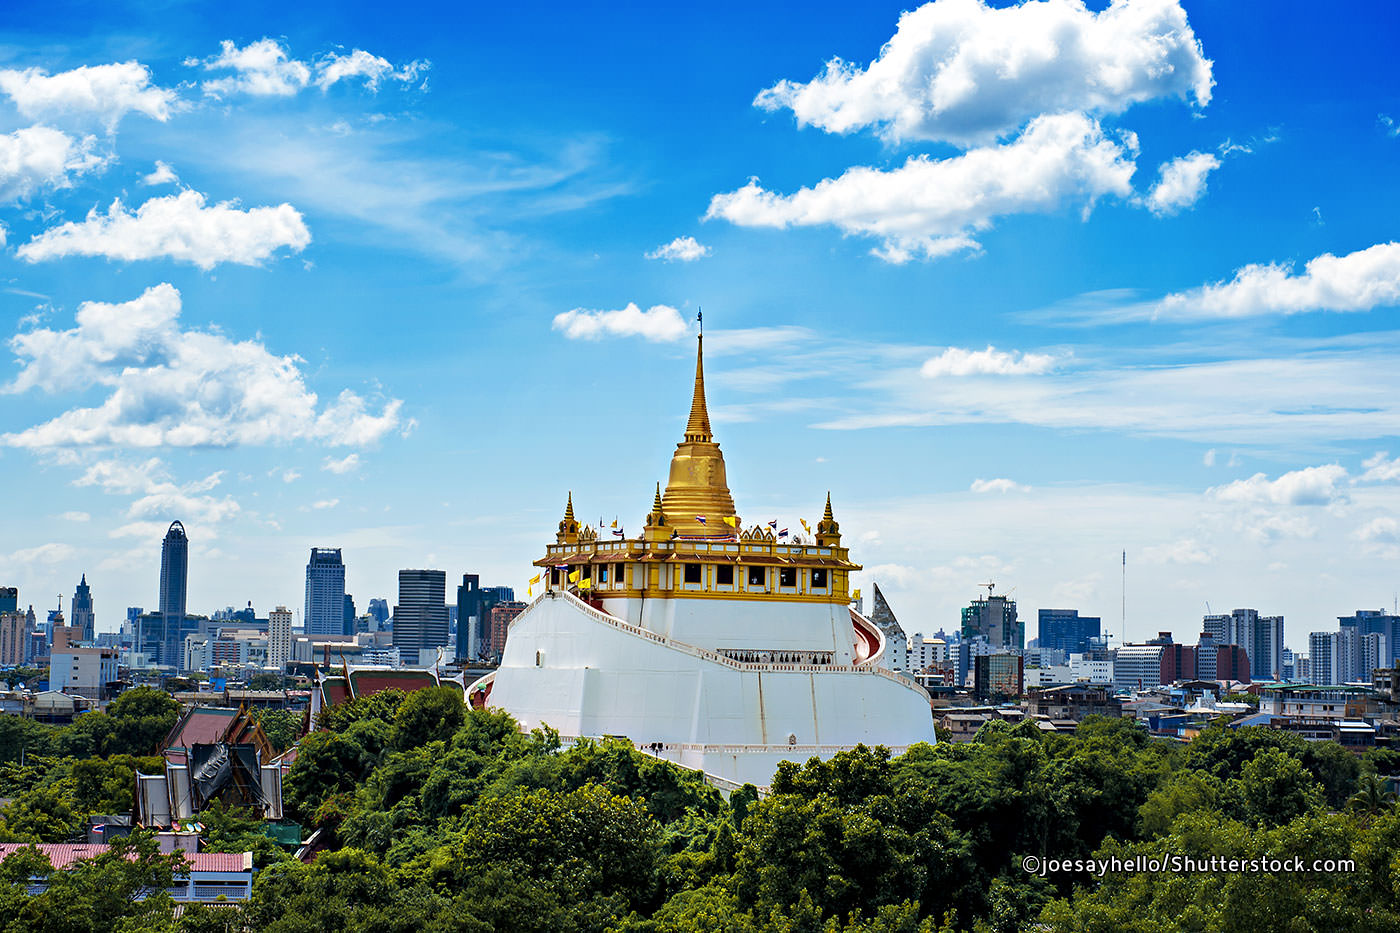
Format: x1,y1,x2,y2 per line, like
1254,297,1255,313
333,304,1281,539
53,686,180,759
252,708,302,753
392,685,466,750
0,715,57,764
245,673,286,690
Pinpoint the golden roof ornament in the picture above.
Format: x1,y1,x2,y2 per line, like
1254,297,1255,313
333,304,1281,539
816,491,842,546
557,491,580,544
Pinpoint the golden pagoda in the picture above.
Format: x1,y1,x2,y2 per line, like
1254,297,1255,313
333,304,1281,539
660,334,738,538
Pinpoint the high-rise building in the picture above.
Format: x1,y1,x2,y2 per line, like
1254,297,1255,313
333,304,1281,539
973,653,1024,701
0,587,17,613
1216,644,1251,683
1336,625,1362,683
1361,632,1389,681
393,569,449,665
343,594,357,637
0,610,24,666
268,605,293,672
961,590,1021,650
304,548,347,638
455,574,515,661
71,574,95,644
158,521,189,666
487,601,527,662
367,598,390,626
1037,609,1102,654
1203,609,1283,681
1309,632,1339,685
1339,610,1400,670
1113,643,1166,691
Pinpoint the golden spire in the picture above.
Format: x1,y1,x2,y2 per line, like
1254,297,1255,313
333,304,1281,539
644,481,670,541
662,333,737,537
684,334,713,443
557,491,580,544
817,491,841,546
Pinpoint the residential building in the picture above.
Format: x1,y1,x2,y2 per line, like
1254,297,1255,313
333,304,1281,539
907,633,950,672
0,845,254,903
1203,608,1283,681
268,606,292,671
1037,608,1102,654
50,646,119,698
962,589,1022,649
0,610,25,666
393,569,449,665
1114,643,1166,691
1309,632,1340,685
1258,684,1369,720
1161,640,1196,682
1026,684,1122,720
1362,632,1389,682
455,574,515,661
305,548,347,637
1215,644,1251,682
487,600,527,661
70,575,95,644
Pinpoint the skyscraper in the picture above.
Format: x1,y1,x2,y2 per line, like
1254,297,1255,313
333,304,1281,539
158,522,189,666
304,548,347,637
1037,609,1102,654
1203,609,1283,681
393,569,449,665
71,574,95,644
268,605,293,672
0,587,17,613
455,574,516,661
961,589,1022,649
343,594,357,637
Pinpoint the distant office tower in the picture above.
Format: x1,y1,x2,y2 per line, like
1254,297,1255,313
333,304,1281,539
0,587,16,613
157,521,189,666
368,598,390,626
455,574,516,661
305,548,347,637
71,574,95,644
962,590,1022,649
393,570,449,664
1203,609,1283,681
1160,640,1196,683
488,601,527,661
1339,610,1400,670
268,606,293,672
1038,609,1102,654
0,609,24,665
973,653,1024,701
1361,632,1389,681
1336,625,1362,682
1216,644,1251,683
1113,642,1166,691
343,594,357,637
1309,632,1339,685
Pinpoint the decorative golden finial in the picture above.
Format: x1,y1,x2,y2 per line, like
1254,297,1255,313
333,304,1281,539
557,491,580,544
816,491,841,546
683,333,712,443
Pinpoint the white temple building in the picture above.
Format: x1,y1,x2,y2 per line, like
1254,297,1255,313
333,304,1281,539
473,334,935,788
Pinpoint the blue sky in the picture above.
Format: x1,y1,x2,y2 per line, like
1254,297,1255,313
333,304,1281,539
2,0,1400,651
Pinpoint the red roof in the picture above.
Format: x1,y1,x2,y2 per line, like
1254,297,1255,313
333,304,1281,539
0,844,250,874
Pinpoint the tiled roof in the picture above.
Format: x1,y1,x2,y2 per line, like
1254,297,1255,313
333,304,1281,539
0,843,251,874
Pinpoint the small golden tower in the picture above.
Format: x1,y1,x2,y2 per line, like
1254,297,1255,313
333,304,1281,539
816,492,842,547
556,491,580,545
661,334,739,537
643,482,671,543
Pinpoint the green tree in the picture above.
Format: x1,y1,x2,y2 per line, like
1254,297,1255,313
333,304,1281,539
393,686,467,751
1230,747,1325,827
1347,772,1396,819
253,708,303,753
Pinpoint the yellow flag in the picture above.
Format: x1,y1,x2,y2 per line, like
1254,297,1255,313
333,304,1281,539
527,585,533,597
800,518,811,533
722,516,737,527
852,588,862,601
529,573,541,586
579,577,591,590
568,570,580,584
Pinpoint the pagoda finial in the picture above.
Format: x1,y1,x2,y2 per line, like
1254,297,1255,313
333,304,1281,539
817,491,841,545
683,333,712,443
644,481,670,541
557,491,580,544
651,482,664,516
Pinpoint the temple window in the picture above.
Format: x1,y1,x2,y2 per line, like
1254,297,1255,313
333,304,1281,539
598,566,609,583
716,565,734,585
684,563,702,584
747,566,766,587
614,563,625,586
811,568,828,589
779,568,796,587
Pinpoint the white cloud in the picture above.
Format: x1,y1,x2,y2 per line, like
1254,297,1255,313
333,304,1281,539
921,345,1057,377
0,62,178,128
0,126,107,202
1357,516,1400,545
142,160,178,186
17,189,311,269
1209,464,1349,507
74,456,240,532
3,283,403,449
196,39,312,97
1202,449,1216,467
1144,151,1219,216
6,542,75,565
970,478,1029,494
706,112,1137,262
315,49,428,91
754,0,1212,146
552,302,690,342
281,469,301,483
58,510,90,522
311,498,340,510
1157,241,1400,318
193,39,428,98
1361,452,1400,483
322,453,361,474
1142,537,1214,565
646,236,711,262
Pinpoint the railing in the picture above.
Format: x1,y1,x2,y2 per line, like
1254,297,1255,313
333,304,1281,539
505,591,926,697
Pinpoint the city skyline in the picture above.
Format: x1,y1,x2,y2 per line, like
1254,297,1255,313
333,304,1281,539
2,1,1400,647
